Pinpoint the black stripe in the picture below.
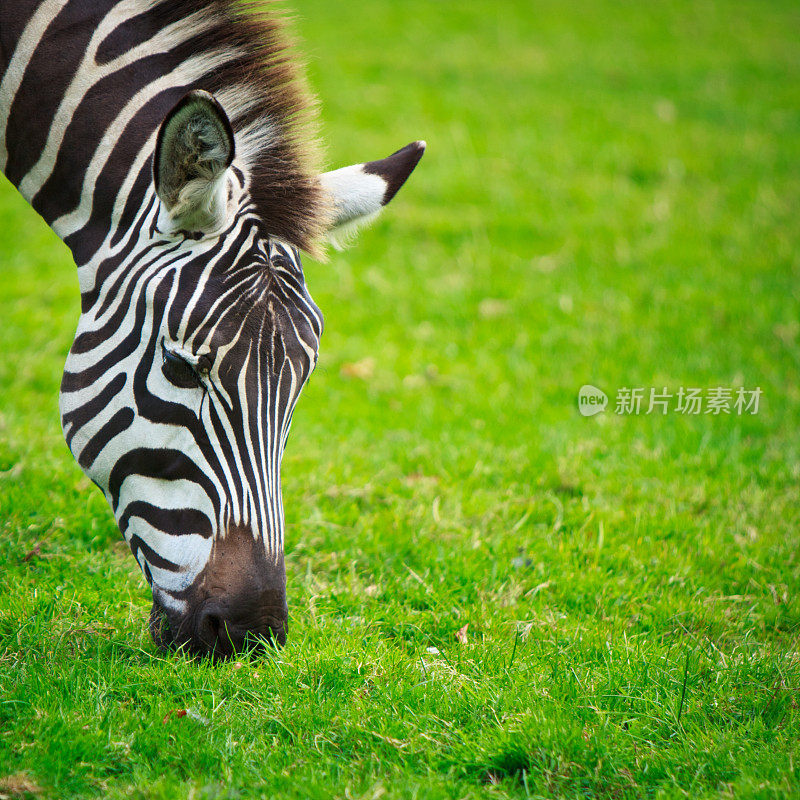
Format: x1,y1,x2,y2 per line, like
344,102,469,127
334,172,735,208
206,387,243,512
108,448,219,513
95,2,189,66
78,406,134,469
3,0,96,187
107,167,154,251
129,534,180,572
0,0,43,69
119,502,213,538
61,277,151,391
62,372,126,446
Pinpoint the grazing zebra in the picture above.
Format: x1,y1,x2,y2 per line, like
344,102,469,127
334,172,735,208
1,0,424,657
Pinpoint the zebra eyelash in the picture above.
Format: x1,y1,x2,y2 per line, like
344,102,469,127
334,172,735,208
160,340,206,389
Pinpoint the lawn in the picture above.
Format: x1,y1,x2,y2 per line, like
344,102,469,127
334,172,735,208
1,0,799,797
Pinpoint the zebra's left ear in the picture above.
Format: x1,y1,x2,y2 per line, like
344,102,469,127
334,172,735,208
320,140,425,249
153,90,235,234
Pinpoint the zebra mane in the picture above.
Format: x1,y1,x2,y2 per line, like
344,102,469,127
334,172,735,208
146,0,328,256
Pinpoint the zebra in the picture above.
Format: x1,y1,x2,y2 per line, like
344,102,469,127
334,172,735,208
1,0,424,658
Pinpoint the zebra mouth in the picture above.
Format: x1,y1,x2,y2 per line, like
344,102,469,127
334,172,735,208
144,525,289,659
148,593,288,660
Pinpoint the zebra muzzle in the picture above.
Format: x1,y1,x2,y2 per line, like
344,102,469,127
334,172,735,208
149,527,289,659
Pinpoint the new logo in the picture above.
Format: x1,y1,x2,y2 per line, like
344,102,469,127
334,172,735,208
578,385,608,417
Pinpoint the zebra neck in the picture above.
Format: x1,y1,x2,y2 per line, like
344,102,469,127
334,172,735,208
0,0,220,270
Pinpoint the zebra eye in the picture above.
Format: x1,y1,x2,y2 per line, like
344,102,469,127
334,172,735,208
161,343,200,388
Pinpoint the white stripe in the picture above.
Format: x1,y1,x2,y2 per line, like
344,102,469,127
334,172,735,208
0,0,69,171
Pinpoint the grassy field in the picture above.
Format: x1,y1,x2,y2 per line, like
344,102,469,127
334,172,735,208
1,0,799,797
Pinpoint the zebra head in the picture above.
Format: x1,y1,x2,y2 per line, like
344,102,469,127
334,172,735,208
59,91,424,658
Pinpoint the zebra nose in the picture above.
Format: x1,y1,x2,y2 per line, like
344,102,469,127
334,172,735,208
193,596,287,657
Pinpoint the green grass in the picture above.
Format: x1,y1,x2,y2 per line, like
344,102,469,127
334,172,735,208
1,0,799,797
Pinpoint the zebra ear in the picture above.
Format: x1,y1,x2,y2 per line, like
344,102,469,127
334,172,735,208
153,90,235,233
320,140,425,249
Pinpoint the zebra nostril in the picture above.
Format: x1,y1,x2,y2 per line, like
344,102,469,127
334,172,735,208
195,605,231,653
